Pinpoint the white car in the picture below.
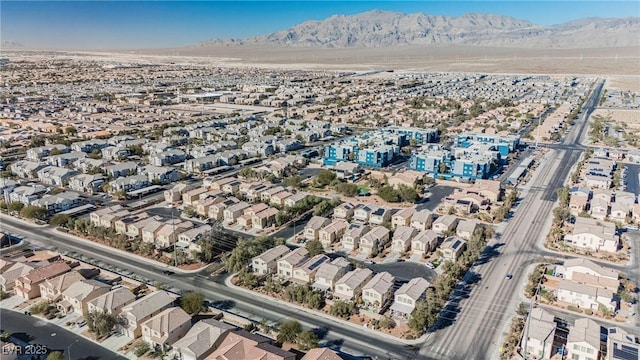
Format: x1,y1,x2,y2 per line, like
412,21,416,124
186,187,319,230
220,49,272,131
425,262,435,269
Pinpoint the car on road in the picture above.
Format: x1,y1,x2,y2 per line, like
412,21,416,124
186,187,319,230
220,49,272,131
162,270,175,275
364,260,374,265
425,262,435,269
396,259,405,263
505,274,513,280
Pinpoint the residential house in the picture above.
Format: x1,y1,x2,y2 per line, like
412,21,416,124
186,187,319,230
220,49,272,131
141,220,166,245
121,291,176,339
411,230,440,256
333,202,355,220
269,191,293,207
283,192,307,208
126,216,162,239
142,307,192,350
369,207,393,225
359,226,391,257
361,271,395,312
223,201,250,224
392,208,415,229
33,191,83,215
334,268,373,302
8,185,46,205
277,248,309,279
390,277,430,319
410,209,433,231
58,279,110,315
607,327,639,360
207,198,239,221
391,225,418,254
221,180,242,195
48,151,87,168
105,161,138,178
564,217,619,253
26,144,68,161
109,174,150,194
302,348,343,360
567,318,601,360
9,160,45,179
165,183,197,204
557,279,615,312
203,330,295,360
176,225,212,256
341,223,369,252
37,166,76,186
155,221,194,249
87,287,136,316
171,319,234,360
251,245,290,276
570,195,589,215
354,204,378,223
260,186,285,203
39,271,85,301
71,139,108,153
15,262,71,299
432,215,459,235
610,202,631,222
150,149,187,167
0,262,37,292
304,216,331,241
319,219,349,250
251,207,278,230
182,187,209,206
440,236,467,262
140,166,180,185
522,308,557,360
589,198,610,220
292,255,330,285
68,173,106,194
559,258,620,291
312,257,351,293
456,220,480,240
90,205,126,228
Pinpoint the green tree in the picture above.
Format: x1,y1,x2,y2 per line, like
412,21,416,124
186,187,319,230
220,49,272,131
397,184,419,203
50,213,72,227
20,205,48,220
86,310,117,338
377,186,400,202
133,342,151,357
297,330,319,350
314,169,336,187
334,182,359,197
7,201,24,213
329,300,354,319
181,291,205,315
196,231,221,263
305,239,324,256
516,302,528,317
47,351,64,360
283,175,303,189
277,320,302,344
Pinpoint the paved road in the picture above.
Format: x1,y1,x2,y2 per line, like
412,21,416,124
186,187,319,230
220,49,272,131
421,80,606,360
0,217,416,360
623,163,640,196
0,308,126,360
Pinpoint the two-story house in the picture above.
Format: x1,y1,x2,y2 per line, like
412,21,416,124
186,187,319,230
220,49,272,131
390,277,430,319
251,245,290,276
361,271,395,313
121,291,175,339
334,268,373,302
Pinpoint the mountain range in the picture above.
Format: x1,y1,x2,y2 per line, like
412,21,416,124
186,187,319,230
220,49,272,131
197,10,640,48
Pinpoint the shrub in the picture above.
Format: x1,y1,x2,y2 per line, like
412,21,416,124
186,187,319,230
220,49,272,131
30,300,50,315
133,341,151,357
567,305,582,313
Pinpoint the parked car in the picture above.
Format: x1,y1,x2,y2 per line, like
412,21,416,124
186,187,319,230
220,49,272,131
76,320,87,328
425,262,435,269
364,260,374,265
505,274,513,280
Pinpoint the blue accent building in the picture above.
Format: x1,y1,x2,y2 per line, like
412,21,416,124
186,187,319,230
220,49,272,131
455,133,520,157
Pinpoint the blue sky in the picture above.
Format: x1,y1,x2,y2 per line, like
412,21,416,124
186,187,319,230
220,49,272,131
2,1,639,49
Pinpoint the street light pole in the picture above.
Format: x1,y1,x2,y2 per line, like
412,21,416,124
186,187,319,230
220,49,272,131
67,339,79,360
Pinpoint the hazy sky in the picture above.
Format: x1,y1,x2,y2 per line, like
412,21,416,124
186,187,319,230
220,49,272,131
2,1,639,49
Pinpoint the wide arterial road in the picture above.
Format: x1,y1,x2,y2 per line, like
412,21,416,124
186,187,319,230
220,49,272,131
420,80,604,360
0,216,416,360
